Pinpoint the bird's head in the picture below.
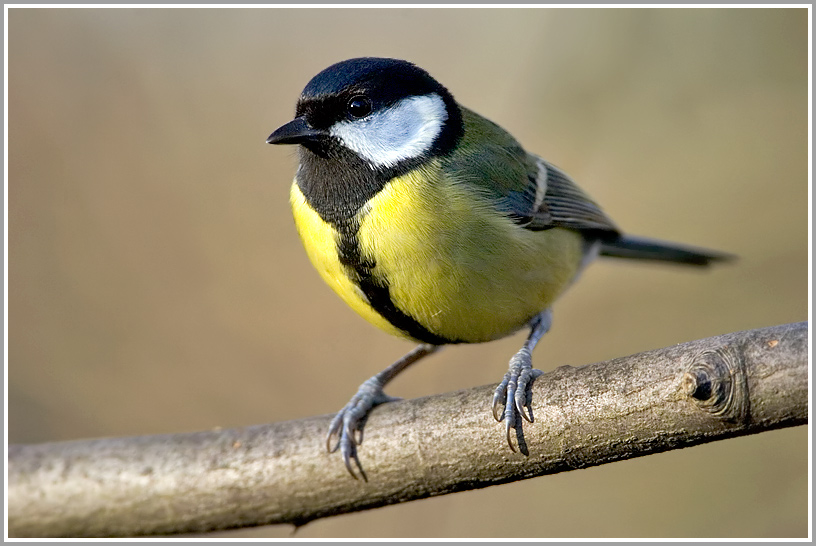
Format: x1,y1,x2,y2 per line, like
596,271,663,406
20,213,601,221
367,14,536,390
267,57,464,172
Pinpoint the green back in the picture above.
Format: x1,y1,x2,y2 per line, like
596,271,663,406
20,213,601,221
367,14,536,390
442,106,620,236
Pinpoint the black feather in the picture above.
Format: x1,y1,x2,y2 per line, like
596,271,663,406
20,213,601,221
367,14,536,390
599,235,735,266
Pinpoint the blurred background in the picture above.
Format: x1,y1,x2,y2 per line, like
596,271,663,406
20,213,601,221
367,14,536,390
7,7,808,539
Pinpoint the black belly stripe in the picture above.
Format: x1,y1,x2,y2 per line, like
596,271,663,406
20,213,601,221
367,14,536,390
335,221,456,346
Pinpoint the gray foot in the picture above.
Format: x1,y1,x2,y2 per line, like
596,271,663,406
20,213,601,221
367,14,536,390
491,310,552,452
492,349,544,451
326,377,400,480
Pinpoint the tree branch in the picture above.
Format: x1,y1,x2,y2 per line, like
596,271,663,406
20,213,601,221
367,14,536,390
7,322,808,537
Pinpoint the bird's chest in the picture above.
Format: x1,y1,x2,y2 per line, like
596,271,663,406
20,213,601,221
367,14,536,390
356,169,580,342
291,169,584,343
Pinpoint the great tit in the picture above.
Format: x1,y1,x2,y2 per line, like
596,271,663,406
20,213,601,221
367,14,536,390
267,57,729,479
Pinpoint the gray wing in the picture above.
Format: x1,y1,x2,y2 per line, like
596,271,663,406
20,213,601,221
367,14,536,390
518,157,620,236
530,159,732,266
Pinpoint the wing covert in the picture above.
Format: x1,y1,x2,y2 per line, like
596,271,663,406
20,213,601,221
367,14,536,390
443,107,619,237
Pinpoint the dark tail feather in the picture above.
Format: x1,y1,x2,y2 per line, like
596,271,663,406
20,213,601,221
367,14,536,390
599,235,734,267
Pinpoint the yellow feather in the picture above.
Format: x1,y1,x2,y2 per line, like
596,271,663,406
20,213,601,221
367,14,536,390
357,161,585,342
289,182,405,338
290,159,586,344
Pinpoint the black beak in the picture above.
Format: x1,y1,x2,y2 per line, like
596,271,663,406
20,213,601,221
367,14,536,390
266,117,325,145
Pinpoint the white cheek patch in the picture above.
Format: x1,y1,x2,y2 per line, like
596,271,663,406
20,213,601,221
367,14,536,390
330,93,447,168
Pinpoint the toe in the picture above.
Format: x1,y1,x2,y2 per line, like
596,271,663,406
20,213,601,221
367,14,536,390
492,373,510,421
326,412,344,453
494,357,545,450
504,408,517,452
515,368,536,423
329,382,394,478
340,433,364,480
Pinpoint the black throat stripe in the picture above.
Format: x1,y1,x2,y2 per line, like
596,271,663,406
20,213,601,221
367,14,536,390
296,147,457,346
335,220,456,346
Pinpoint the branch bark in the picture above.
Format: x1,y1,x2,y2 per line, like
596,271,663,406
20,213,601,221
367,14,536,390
7,322,808,537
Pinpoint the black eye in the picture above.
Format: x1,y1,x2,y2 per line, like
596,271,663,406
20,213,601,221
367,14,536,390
347,96,372,119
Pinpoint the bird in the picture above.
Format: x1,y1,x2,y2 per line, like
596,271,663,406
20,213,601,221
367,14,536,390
266,57,730,479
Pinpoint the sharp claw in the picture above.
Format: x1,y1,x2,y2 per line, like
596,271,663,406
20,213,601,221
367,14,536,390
492,404,504,422
524,369,544,422
515,384,534,423
327,434,339,453
341,439,367,481
326,415,343,453
492,394,505,422
352,456,367,482
505,417,517,452
514,391,527,423
506,385,517,420
343,449,359,480
493,372,510,421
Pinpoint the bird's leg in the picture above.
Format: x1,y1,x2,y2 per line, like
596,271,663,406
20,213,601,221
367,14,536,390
491,309,552,451
327,343,439,479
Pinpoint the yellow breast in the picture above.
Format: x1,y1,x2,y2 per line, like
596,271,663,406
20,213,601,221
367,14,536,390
290,164,586,344
289,181,406,339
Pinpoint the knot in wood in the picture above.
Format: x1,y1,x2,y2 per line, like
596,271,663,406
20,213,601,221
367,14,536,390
682,347,750,423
